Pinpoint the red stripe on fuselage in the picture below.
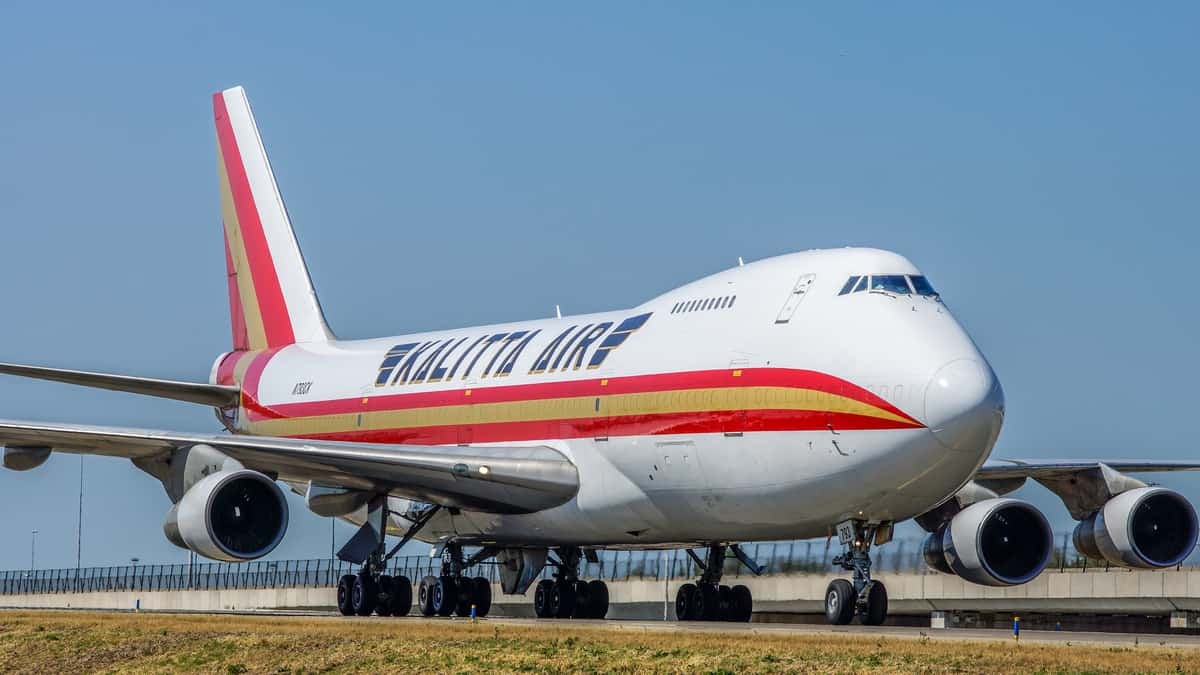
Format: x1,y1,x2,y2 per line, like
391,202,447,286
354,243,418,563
213,93,295,347
291,409,918,446
243,367,920,426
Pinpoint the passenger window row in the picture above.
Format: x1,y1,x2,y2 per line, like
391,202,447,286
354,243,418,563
671,295,737,314
838,275,939,298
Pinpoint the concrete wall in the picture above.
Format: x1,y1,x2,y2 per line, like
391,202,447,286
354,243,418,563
6,569,1200,617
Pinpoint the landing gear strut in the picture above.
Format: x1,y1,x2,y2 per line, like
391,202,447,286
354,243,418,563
416,542,494,618
674,544,755,622
532,547,609,619
825,521,888,626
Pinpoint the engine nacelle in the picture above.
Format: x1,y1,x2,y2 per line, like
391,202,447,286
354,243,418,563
1073,486,1198,569
174,468,289,562
923,498,1053,586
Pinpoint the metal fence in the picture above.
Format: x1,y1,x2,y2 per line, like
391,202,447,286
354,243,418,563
4,533,1199,596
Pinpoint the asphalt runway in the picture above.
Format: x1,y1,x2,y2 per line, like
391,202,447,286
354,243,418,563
77,608,1200,650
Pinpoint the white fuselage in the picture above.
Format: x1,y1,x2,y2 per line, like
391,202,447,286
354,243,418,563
216,247,1004,547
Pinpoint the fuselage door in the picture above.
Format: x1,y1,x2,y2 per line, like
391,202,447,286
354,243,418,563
775,273,815,324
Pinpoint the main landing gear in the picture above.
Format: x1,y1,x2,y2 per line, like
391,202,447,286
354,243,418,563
674,544,756,622
532,547,610,619
416,543,494,618
335,501,444,618
824,521,888,626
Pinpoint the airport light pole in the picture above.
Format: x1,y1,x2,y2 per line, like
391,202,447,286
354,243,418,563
30,529,38,571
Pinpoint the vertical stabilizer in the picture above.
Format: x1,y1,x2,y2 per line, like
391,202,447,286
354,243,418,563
214,86,333,350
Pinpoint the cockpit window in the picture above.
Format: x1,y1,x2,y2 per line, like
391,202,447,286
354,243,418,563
909,275,938,297
852,276,867,293
870,275,911,294
838,276,861,295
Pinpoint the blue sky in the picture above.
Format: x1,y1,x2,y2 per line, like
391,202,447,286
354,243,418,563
1,3,1197,569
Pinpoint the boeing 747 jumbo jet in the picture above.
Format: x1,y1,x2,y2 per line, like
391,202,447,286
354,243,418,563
3,87,1198,626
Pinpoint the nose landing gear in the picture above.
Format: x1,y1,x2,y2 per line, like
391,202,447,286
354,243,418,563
825,520,889,626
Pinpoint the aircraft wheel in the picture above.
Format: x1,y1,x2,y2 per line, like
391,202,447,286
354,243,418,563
454,576,475,617
586,580,609,619
351,573,378,617
860,580,888,626
471,576,492,617
693,584,719,621
674,582,696,621
717,585,733,621
825,579,855,625
390,575,413,617
418,575,437,617
533,579,554,618
730,584,753,623
375,575,394,616
549,580,577,618
570,580,591,619
336,574,355,616
433,575,457,616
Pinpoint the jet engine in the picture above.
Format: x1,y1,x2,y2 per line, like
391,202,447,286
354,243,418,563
166,468,289,562
1072,486,1198,569
923,498,1053,586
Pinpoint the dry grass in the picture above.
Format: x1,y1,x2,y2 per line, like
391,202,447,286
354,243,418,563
0,610,1196,674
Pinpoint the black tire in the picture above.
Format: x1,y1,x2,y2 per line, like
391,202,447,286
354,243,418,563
570,580,590,619
533,579,554,618
730,584,753,623
418,575,437,617
549,580,577,618
674,583,696,621
693,584,719,621
336,574,355,616
375,575,394,616
352,574,378,617
586,579,609,619
455,576,475,617
717,585,733,621
825,579,855,625
471,577,492,618
391,575,414,617
433,575,457,617
860,581,888,626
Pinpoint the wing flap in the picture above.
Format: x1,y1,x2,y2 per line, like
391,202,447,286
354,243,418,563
0,419,578,514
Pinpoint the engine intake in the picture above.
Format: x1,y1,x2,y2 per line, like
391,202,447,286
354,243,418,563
1073,487,1198,569
923,498,1053,586
174,468,288,561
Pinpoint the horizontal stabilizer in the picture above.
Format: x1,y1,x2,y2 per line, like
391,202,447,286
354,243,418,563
0,363,241,408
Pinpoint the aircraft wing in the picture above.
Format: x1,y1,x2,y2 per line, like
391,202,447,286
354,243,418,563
0,363,240,408
976,458,1200,480
0,419,578,514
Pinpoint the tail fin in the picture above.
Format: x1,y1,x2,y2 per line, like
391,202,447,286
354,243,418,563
214,86,333,351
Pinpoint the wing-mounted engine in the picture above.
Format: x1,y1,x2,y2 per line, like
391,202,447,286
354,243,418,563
917,482,1053,586
164,468,288,561
1072,486,1198,569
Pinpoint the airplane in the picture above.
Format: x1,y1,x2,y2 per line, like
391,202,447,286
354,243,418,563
3,85,1198,626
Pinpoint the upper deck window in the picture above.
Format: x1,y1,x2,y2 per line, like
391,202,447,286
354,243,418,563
870,275,911,294
909,275,938,297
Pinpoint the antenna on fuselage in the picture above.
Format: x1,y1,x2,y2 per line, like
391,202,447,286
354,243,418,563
555,305,562,319
737,257,745,266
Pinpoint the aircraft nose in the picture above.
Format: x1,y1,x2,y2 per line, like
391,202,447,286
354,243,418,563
924,358,1005,452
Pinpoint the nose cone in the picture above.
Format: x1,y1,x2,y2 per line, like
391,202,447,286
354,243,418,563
924,358,1005,452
